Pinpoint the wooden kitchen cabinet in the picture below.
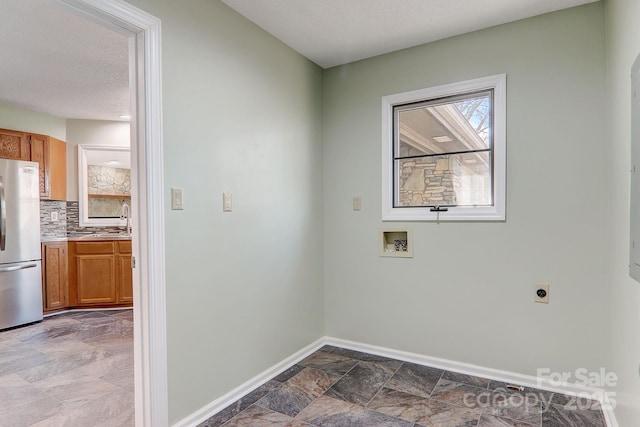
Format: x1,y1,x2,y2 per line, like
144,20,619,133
28,133,67,200
41,242,69,312
117,241,133,304
0,128,67,200
0,128,29,160
68,240,133,308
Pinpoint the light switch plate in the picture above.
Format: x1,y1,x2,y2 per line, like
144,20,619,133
353,196,362,211
171,188,183,210
223,192,232,212
50,211,59,222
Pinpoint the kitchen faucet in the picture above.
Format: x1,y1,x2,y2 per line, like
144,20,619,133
119,202,131,236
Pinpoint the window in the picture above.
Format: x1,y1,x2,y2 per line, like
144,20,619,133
382,74,506,221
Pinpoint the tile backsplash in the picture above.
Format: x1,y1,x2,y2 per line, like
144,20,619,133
66,201,125,235
40,200,67,240
65,201,81,233
40,200,125,241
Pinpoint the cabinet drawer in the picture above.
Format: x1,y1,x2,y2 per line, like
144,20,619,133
117,240,132,254
74,242,115,254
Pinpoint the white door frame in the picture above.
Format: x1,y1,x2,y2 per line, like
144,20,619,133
59,1,168,425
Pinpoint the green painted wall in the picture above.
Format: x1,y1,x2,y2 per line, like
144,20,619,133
125,0,325,423
0,103,66,140
605,0,640,423
323,3,609,378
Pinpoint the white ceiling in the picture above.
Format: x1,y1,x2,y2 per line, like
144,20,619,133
0,0,598,121
222,0,600,69
0,0,129,121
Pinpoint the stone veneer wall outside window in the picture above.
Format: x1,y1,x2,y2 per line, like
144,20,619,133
398,156,461,206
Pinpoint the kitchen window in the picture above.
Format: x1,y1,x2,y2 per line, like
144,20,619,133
381,74,506,221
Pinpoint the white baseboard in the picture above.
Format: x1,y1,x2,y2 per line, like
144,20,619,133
173,336,619,427
172,338,326,427
601,395,619,427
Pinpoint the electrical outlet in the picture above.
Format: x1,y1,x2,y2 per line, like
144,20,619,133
534,284,549,303
50,211,59,222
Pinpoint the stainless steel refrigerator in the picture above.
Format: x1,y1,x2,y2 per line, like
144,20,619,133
0,159,42,330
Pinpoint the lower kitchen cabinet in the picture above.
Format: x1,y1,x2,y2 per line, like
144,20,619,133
41,242,68,312
117,241,133,304
68,240,133,308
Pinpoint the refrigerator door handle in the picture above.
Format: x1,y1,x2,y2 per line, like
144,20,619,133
0,263,37,273
0,175,4,251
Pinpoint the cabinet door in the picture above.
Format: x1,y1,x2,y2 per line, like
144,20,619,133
117,254,133,304
42,242,68,311
76,255,116,304
48,137,67,200
0,128,29,160
29,134,50,198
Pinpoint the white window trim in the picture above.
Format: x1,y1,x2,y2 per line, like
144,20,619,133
381,74,507,221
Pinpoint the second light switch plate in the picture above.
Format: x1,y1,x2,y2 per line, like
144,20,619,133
171,188,183,210
353,196,362,211
223,192,232,212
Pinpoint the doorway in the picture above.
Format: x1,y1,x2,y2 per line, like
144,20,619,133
57,1,168,425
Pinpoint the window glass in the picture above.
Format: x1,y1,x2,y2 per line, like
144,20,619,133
395,151,491,207
394,91,493,208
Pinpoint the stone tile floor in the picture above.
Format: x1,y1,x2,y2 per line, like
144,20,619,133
199,345,607,427
0,310,134,427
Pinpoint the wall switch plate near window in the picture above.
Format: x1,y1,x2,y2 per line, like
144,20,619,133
534,284,549,303
223,192,232,212
171,188,183,210
353,196,362,211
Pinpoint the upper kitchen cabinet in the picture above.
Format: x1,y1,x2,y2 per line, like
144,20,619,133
0,128,30,160
28,133,67,200
0,128,68,200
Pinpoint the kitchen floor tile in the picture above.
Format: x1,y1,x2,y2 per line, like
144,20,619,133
324,359,401,405
367,387,482,426
298,350,358,376
385,362,444,398
297,395,414,427
257,368,337,417
0,310,133,426
541,402,606,427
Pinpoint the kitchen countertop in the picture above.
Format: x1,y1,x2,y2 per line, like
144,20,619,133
67,234,132,241
42,234,132,243
40,236,69,243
